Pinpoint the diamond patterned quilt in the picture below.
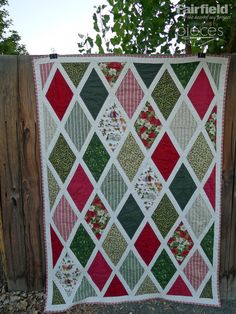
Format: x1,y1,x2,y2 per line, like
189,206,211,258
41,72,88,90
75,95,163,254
33,55,229,312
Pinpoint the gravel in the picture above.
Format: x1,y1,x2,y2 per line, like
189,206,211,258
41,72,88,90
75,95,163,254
0,282,236,313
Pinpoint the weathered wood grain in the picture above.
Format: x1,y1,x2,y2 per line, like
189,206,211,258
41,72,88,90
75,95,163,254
0,56,45,291
18,56,45,290
0,197,6,281
0,56,27,290
220,54,236,299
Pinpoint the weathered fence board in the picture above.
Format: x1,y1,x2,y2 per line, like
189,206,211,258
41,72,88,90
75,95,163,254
0,55,235,299
220,54,236,299
0,56,45,291
18,56,45,290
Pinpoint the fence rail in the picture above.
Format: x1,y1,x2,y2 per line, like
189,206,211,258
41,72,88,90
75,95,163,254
0,55,235,299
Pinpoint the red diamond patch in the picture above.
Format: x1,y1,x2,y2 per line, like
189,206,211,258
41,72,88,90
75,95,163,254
168,276,192,296
68,165,94,212
152,133,179,181
188,69,214,120
135,223,161,265
50,226,63,268
46,69,73,120
88,251,112,291
104,275,128,297
204,166,216,210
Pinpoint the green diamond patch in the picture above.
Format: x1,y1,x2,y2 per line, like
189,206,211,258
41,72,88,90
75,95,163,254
152,70,180,120
49,134,76,183
134,63,163,88
151,250,176,289
152,194,179,238
118,195,144,239
47,167,60,209
73,277,96,302
201,224,214,264
80,69,108,120
170,164,197,210
62,62,89,87
83,133,110,181
65,101,91,151
102,224,127,265
118,133,144,181
52,282,65,305
200,278,213,299
120,251,144,290
136,276,159,295
70,225,95,267
101,164,127,211
171,62,199,88
187,133,213,182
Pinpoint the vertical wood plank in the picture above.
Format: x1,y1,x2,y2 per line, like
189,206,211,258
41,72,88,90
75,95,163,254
0,55,45,291
0,202,7,281
220,54,236,299
18,55,45,290
0,56,27,290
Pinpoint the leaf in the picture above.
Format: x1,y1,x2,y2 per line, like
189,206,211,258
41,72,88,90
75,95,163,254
114,47,123,54
95,34,102,46
78,47,85,54
110,36,120,45
95,34,104,53
103,14,110,24
93,13,100,32
78,33,84,39
87,36,94,48
96,6,101,14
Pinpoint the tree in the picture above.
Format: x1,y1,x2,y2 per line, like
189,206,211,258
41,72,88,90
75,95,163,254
78,0,236,54
0,0,27,54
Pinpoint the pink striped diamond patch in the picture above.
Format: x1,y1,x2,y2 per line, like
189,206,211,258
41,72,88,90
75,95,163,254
184,250,209,291
116,69,144,118
40,62,53,89
53,196,78,241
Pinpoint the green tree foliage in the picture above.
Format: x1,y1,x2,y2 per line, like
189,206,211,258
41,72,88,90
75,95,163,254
0,0,27,54
78,0,236,54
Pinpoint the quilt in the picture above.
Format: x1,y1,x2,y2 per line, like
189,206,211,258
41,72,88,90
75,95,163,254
33,55,229,312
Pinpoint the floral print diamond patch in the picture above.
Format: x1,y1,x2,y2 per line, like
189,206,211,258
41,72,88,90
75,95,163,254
98,103,126,151
135,102,162,149
85,195,110,239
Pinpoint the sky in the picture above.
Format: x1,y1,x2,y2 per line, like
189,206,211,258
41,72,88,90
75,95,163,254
8,0,103,55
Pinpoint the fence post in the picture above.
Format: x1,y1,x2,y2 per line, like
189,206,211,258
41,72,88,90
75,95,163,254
220,53,236,299
0,55,45,291
0,209,7,281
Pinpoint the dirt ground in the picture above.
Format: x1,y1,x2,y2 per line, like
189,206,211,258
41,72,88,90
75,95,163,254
1,263,235,314
68,299,236,314
1,283,236,314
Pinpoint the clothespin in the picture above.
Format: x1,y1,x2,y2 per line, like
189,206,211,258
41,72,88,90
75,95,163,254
49,48,58,59
198,52,206,58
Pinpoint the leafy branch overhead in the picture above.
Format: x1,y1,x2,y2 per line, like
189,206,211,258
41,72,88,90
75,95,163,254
0,0,27,54
78,0,236,54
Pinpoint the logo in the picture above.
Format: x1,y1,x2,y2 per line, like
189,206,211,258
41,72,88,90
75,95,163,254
176,4,230,15
177,26,224,46
175,4,232,46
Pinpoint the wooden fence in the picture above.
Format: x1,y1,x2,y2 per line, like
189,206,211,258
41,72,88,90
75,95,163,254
0,55,235,299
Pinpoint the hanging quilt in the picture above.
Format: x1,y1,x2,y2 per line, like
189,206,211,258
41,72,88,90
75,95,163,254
33,55,229,312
